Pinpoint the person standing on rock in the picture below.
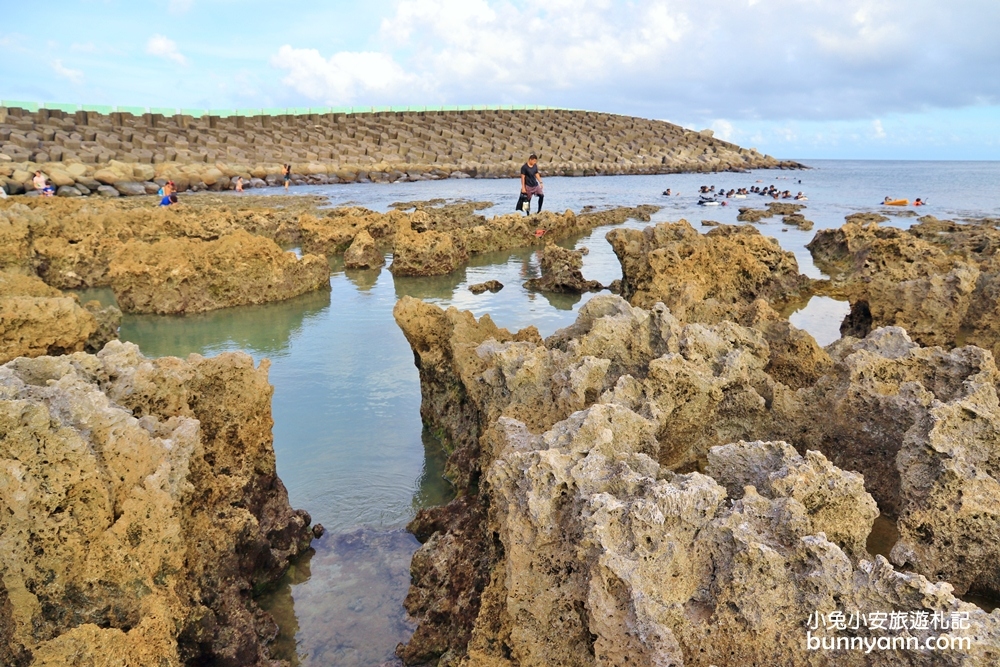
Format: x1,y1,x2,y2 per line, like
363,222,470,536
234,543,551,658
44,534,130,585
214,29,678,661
518,154,544,215
283,164,292,191
235,176,244,193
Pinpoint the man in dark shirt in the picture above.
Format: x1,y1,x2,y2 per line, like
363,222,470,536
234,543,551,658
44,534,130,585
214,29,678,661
517,154,544,214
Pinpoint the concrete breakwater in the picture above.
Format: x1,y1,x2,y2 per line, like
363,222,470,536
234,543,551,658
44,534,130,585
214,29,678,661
0,106,801,197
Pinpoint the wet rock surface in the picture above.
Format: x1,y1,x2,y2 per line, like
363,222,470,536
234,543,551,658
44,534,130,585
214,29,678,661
523,244,603,293
0,341,314,666
469,280,503,294
109,228,331,314
393,295,1000,665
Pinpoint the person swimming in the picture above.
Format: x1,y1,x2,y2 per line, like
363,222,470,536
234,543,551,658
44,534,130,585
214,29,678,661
914,198,925,206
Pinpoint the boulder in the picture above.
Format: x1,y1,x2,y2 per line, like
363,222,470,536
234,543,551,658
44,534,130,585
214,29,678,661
56,185,82,197
114,181,147,197
46,168,76,187
389,219,468,277
93,168,119,185
0,270,100,363
97,185,120,197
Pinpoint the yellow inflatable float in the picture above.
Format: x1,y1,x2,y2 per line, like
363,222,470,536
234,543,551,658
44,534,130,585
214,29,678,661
883,198,909,206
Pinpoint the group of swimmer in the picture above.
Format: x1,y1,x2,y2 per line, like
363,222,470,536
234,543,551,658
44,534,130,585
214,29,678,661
662,181,808,203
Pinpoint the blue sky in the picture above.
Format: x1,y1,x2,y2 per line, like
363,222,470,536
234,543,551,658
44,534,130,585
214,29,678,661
3,0,999,160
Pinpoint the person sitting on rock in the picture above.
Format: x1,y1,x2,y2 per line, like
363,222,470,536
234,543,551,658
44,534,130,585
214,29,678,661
32,171,54,197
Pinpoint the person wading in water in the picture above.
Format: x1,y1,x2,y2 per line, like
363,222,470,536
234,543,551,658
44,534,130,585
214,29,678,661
516,154,544,215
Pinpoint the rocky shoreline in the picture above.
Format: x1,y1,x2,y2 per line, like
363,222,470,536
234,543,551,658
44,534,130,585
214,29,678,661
0,106,803,198
393,213,1000,665
6,187,1000,666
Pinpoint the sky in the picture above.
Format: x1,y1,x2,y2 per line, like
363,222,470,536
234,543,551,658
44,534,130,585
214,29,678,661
2,0,999,160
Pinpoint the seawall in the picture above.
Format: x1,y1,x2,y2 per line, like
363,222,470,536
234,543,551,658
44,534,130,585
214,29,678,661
0,106,801,196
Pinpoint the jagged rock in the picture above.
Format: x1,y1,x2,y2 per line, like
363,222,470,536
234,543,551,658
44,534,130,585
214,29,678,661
737,207,773,223
394,295,1000,662
0,270,108,363
474,407,995,666
109,228,331,314
343,228,385,269
524,244,602,293
469,280,503,294
808,217,991,351
607,220,812,321
0,342,314,666
389,219,469,277
82,299,122,352
783,212,814,230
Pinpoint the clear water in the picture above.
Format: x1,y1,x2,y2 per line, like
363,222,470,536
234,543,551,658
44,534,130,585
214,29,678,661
79,161,1000,666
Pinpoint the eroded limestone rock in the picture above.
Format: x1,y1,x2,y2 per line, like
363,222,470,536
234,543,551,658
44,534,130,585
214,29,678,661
478,406,996,666
343,228,386,269
524,244,602,293
395,295,1000,664
109,228,331,314
607,220,811,321
0,341,314,666
0,271,119,363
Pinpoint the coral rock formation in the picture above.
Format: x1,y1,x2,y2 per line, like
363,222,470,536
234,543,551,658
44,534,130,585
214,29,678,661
807,217,999,352
607,220,812,320
0,270,119,363
109,228,331,314
394,294,1000,664
524,244,603,293
343,228,386,269
0,342,314,666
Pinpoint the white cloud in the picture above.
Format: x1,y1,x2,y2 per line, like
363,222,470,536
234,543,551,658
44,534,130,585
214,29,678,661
872,119,887,139
70,42,97,53
710,120,736,141
52,59,84,84
146,34,187,65
271,45,418,104
269,0,1000,124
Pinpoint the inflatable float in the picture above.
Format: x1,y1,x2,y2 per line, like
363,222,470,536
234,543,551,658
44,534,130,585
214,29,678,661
883,199,909,206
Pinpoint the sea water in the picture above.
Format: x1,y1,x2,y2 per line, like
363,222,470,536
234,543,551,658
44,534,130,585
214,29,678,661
82,160,1000,666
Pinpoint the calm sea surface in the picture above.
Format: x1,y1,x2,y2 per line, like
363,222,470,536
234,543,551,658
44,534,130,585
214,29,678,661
79,160,1000,666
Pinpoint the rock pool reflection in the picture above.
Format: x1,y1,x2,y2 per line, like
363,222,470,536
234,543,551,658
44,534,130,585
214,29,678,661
79,167,927,666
